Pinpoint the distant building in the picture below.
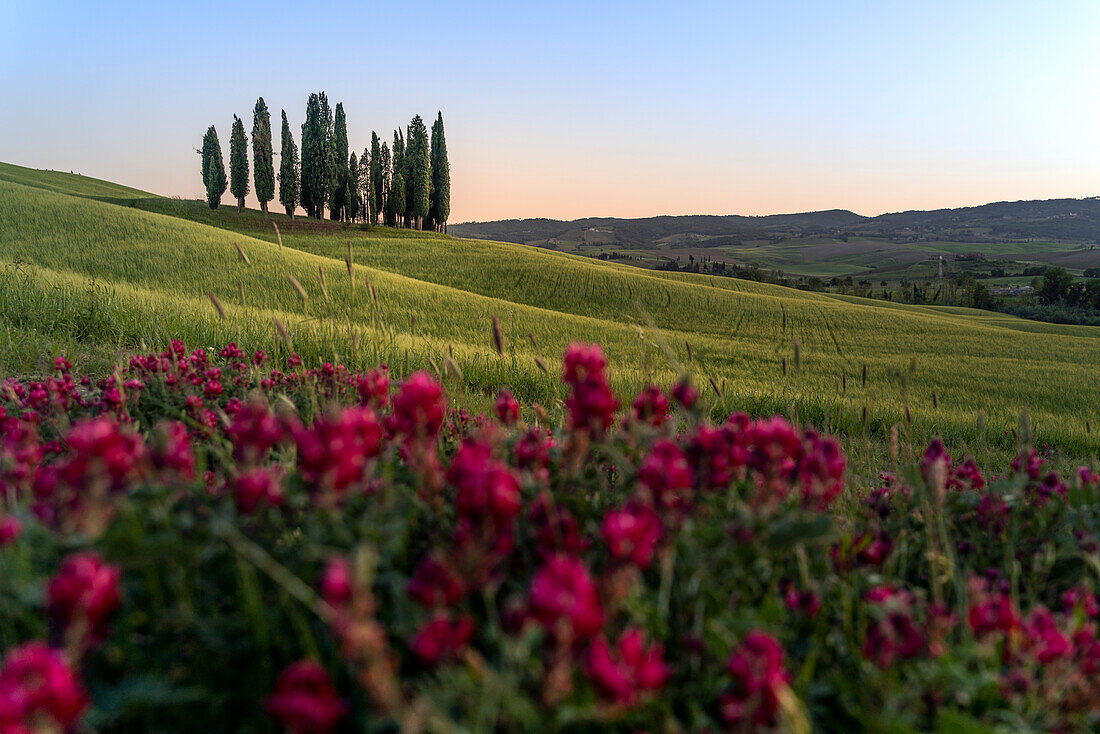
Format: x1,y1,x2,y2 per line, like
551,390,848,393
990,286,1033,296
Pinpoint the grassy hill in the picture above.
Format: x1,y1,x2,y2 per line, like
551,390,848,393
2,161,1099,464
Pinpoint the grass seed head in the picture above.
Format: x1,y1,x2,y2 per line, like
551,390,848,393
491,314,504,357
207,292,226,320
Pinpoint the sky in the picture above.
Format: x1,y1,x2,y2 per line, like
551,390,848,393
2,0,1099,223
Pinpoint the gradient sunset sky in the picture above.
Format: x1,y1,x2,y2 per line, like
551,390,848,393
2,1,1098,223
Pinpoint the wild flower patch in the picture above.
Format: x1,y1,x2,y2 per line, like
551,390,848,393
0,343,1098,732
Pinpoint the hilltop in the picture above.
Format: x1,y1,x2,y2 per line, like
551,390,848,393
452,198,1100,248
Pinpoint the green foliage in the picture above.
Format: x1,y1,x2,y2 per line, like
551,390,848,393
429,111,450,230
369,132,383,225
346,152,360,223
229,115,249,212
391,130,405,225
330,102,349,221
200,126,226,210
405,115,431,229
300,92,333,220
277,110,300,218
1038,267,1073,305
251,98,275,216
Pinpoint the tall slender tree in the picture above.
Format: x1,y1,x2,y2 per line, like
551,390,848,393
330,102,349,221
357,147,371,224
389,171,406,228
300,92,333,219
346,152,360,223
391,130,405,227
251,98,275,219
278,110,300,218
379,142,392,226
429,112,450,232
405,115,431,230
201,125,227,210
369,132,383,225
229,115,249,213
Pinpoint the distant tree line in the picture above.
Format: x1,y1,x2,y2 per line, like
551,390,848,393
199,93,450,231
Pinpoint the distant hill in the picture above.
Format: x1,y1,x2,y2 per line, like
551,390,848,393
452,198,1100,248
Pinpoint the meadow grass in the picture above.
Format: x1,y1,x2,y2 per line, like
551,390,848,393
1,161,1098,471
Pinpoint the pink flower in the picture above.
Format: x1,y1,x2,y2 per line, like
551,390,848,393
410,613,475,665
390,372,446,445
687,416,749,491
407,556,466,608
1062,586,1099,618
54,417,148,491
0,515,23,546
562,343,618,437
320,557,353,609
1024,607,1071,664
494,388,520,426
234,468,284,514
1078,466,1099,488
920,437,951,482
638,440,694,512
783,586,822,619
721,630,790,728
602,502,663,569
586,628,669,706
47,552,122,646
670,378,699,409
355,367,389,410
529,554,605,641
631,384,669,427
265,660,347,734
746,416,803,484
529,493,587,557
861,586,925,668
151,421,194,480
967,578,1022,638
448,440,522,527
798,430,845,510
226,399,285,464
0,641,87,731
1011,449,1045,480
294,407,383,499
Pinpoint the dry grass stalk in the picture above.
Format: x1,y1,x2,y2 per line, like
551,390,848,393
207,292,226,320
234,242,251,265
491,314,504,357
318,266,329,300
286,275,308,303
272,317,291,348
272,221,283,248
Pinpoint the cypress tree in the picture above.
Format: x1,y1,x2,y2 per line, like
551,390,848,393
229,115,249,213
429,112,450,232
406,115,431,230
357,147,371,223
390,171,406,228
278,110,300,219
369,132,383,225
330,102,349,221
391,130,405,227
201,125,227,210
379,142,392,226
300,92,333,220
251,98,275,219
346,152,360,222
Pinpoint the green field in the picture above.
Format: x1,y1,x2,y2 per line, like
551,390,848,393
2,161,1099,464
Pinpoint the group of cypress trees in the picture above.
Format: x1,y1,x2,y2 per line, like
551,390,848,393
199,93,450,231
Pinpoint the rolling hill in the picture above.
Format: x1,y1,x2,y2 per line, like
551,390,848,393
2,161,1099,462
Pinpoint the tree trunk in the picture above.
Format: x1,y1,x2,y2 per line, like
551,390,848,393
261,201,269,220
237,198,244,213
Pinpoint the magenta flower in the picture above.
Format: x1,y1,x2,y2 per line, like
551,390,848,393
234,467,284,514
390,371,446,445
631,384,669,427
602,502,663,569
266,660,347,734
638,440,694,512
529,554,605,641
47,552,122,646
586,627,669,706
294,406,383,499
721,630,790,728
410,613,475,665
494,387,521,426
562,343,618,437
0,641,88,731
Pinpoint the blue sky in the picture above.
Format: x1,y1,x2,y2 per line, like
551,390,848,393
2,0,1098,221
